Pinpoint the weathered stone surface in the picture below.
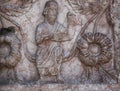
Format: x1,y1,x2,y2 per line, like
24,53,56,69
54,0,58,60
0,84,120,91
0,0,120,90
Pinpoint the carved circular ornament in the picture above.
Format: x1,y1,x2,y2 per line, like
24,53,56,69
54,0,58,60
77,32,112,67
0,33,21,68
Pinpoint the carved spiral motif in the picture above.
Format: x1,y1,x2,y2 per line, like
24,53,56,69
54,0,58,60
77,32,112,67
0,33,21,68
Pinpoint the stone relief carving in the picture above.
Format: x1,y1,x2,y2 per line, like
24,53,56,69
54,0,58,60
0,26,21,84
35,0,70,82
66,0,119,84
0,0,36,17
0,0,39,83
77,32,117,83
0,0,119,85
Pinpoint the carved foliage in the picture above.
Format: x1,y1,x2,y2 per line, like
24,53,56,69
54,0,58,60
0,0,36,17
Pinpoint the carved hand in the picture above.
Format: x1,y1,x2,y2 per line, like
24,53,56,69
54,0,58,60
42,32,54,40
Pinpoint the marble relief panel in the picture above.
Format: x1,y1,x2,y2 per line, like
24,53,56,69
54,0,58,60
0,0,120,84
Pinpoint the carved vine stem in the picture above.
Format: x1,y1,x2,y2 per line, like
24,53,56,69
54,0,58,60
0,12,22,33
93,4,109,34
0,16,4,27
0,0,37,17
106,0,116,70
64,13,98,62
0,1,38,63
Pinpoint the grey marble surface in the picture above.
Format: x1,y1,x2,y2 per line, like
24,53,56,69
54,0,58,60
0,0,120,88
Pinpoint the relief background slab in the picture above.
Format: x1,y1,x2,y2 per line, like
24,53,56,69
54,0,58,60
0,0,120,90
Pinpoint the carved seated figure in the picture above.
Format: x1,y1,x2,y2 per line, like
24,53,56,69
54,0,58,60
0,27,21,84
35,0,70,82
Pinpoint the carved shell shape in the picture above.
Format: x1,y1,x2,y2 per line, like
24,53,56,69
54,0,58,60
0,33,21,68
77,32,112,67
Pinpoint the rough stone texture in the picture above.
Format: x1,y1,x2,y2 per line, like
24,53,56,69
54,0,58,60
0,0,120,90
0,84,120,91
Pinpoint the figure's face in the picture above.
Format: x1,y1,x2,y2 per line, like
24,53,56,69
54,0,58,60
67,12,77,26
46,2,58,23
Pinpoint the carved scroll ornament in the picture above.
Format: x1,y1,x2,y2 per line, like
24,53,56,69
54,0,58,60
77,32,112,67
0,27,21,68
77,32,118,83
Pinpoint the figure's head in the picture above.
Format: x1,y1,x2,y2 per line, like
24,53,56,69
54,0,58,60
42,0,58,24
67,12,77,26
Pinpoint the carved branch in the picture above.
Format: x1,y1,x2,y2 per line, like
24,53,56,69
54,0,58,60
0,0,37,17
